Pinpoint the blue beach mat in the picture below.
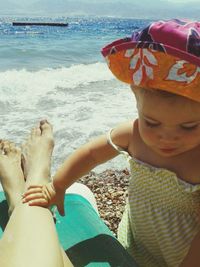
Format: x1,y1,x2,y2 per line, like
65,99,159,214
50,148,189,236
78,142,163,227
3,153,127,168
0,191,138,267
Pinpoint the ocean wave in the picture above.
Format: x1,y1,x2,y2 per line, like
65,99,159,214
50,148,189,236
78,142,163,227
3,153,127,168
0,62,114,96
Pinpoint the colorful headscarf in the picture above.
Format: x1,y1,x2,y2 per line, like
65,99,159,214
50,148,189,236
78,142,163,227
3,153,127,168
101,19,200,102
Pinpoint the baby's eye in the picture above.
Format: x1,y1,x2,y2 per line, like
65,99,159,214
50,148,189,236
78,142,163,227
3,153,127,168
145,120,160,128
180,124,199,131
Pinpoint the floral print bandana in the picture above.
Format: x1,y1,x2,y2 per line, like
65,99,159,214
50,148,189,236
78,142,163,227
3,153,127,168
101,19,200,102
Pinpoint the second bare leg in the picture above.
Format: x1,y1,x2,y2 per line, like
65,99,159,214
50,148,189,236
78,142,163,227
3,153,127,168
0,122,73,267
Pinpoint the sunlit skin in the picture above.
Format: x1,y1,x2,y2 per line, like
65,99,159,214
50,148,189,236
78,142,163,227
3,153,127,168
135,89,200,158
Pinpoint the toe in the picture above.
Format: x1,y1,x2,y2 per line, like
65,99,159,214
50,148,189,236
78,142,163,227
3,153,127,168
2,141,11,155
40,120,53,137
9,142,15,149
40,119,48,126
0,140,4,151
0,140,4,156
31,127,41,137
9,143,21,157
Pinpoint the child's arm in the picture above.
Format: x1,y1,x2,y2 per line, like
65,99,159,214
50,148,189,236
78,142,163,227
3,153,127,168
53,121,133,191
23,121,133,214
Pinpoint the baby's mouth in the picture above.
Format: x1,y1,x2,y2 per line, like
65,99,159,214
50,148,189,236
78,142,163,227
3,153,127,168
159,147,177,153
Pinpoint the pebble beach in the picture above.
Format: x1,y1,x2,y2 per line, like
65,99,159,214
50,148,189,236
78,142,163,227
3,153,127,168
80,169,130,236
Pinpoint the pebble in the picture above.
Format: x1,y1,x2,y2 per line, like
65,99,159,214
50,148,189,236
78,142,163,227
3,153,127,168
80,169,130,236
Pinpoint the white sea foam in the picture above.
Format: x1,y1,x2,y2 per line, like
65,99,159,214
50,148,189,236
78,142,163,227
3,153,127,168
0,62,113,101
0,62,137,188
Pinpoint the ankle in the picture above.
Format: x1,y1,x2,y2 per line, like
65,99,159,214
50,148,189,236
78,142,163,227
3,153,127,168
25,172,50,188
6,192,23,216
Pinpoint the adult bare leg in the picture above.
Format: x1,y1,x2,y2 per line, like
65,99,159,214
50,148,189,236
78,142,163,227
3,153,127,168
22,120,73,266
0,140,24,216
0,122,73,267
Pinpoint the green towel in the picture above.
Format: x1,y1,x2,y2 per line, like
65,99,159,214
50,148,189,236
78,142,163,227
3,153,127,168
0,192,137,267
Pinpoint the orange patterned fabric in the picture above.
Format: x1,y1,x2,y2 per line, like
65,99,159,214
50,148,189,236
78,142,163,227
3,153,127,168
102,19,200,103
106,48,200,102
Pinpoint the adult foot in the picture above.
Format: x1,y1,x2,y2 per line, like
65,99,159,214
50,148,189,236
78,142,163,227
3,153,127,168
21,120,54,188
0,140,24,215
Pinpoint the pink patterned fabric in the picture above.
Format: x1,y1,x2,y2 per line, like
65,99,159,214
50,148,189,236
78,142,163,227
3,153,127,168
131,19,200,65
102,19,200,102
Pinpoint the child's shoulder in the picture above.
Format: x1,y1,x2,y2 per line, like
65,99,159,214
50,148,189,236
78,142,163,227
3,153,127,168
110,119,138,151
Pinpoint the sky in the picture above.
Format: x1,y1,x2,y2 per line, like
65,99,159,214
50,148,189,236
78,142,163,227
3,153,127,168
0,0,200,19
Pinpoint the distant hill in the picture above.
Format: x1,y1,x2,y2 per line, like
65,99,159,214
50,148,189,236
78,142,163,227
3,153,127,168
1,0,22,14
1,0,200,19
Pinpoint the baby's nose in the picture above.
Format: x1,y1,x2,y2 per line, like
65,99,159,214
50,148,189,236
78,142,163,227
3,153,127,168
158,129,179,142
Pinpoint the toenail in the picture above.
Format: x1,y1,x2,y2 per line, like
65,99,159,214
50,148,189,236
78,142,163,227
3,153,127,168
40,119,48,125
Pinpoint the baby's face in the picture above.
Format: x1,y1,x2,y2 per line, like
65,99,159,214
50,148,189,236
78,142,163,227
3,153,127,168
134,89,200,157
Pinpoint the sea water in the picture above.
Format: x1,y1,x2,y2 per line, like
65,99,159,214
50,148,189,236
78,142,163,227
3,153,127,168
0,16,151,180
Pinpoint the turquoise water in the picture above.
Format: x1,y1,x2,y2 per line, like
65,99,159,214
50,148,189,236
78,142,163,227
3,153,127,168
0,17,150,70
0,16,151,178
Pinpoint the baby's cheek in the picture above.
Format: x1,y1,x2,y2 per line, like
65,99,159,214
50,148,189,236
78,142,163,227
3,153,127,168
183,132,200,145
140,127,157,143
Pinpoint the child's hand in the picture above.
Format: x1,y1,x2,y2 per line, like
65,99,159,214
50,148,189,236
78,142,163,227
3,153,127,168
22,182,65,216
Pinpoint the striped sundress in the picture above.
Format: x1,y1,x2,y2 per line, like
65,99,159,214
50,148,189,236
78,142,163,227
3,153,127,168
107,130,200,267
